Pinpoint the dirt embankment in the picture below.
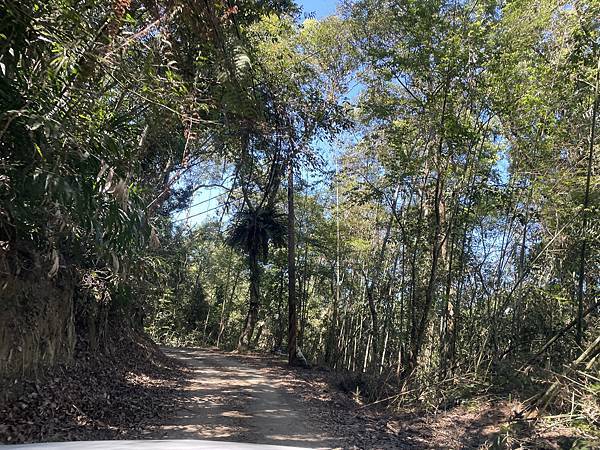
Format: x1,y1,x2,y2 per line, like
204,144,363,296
0,264,76,377
0,334,185,444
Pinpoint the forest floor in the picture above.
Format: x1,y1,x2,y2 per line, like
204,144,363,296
2,344,592,448
0,334,185,444
149,347,583,449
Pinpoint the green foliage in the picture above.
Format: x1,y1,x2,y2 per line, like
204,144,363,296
3,0,599,439
0,0,302,348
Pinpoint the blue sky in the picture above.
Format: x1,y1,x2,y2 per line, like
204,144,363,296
297,0,337,18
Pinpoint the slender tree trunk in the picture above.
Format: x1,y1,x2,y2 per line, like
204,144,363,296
238,250,260,351
287,161,299,365
334,150,342,363
218,270,239,348
216,260,233,348
398,241,406,366
365,286,379,372
299,248,310,348
450,226,469,372
363,334,372,373
203,304,211,342
344,315,354,369
325,269,338,366
274,269,285,351
576,62,599,345
439,227,456,380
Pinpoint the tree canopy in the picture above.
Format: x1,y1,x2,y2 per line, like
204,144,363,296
1,0,599,442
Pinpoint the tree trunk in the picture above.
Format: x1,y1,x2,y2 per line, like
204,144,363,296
274,269,285,351
287,161,299,365
218,270,239,349
406,81,449,377
238,249,260,352
575,63,598,345
439,226,456,380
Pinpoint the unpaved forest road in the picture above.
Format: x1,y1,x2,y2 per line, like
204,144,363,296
151,348,517,449
154,348,344,449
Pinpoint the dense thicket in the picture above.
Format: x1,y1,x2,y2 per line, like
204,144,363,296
1,0,599,437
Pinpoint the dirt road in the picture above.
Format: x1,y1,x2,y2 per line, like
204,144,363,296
153,348,516,449
155,348,343,449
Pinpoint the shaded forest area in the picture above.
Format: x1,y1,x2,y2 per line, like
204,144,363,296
1,0,599,447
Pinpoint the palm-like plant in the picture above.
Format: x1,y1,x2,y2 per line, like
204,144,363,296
226,205,286,351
